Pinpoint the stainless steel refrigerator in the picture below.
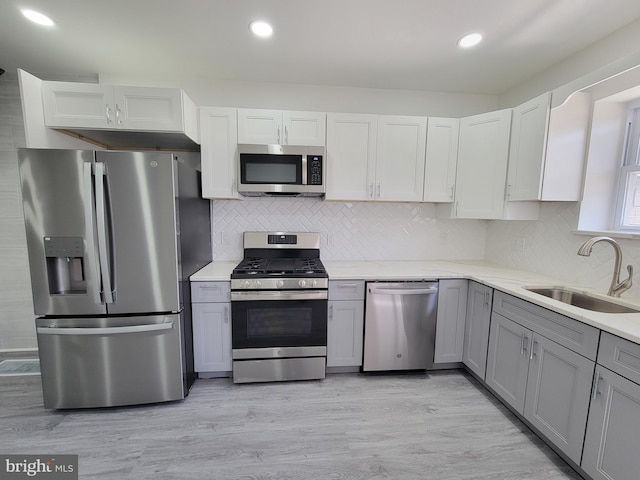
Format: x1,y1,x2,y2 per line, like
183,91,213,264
18,149,211,409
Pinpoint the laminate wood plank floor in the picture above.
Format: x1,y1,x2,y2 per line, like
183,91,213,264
0,370,583,480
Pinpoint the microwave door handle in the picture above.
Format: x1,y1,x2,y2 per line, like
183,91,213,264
83,163,103,305
94,162,114,304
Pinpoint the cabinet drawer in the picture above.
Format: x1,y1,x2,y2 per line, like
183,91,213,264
598,332,640,384
493,291,599,360
329,280,365,301
191,282,231,303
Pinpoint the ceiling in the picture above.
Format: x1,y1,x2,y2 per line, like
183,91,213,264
2,0,640,95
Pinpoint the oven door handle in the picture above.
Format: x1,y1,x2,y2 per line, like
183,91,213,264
231,291,328,301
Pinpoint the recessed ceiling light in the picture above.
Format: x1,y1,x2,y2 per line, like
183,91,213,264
249,20,273,38
458,33,482,48
21,9,55,27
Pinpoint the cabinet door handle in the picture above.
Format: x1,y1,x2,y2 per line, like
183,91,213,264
277,126,281,144
338,283,359,288
530,336,537,361
377,182,381,198
592,371,601,400
328,304,333,320
224,306,229,324
449,185,455,200
105,104,112,124
115,104,122,125
520,333,526,355
369,182,374,198
285,125,288,144
506,184,512,199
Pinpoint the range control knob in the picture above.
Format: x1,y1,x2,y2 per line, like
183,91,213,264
255,280,262,288
298,279,307,288
309,279,317,287
276,280,285,288
243,280,251,288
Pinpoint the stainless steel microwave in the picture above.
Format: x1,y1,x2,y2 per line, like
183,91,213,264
238,144,325,196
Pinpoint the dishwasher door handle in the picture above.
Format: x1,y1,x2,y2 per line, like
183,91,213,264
369,287,438,295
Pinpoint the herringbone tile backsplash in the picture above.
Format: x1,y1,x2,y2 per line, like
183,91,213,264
210,197,488,261
212,198,640,301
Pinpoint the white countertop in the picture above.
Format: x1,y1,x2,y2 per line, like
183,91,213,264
190,260,640,344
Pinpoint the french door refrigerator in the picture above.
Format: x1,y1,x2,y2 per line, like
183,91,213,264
18,149,211,409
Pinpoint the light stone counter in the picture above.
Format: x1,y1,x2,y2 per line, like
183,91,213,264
191,259,640,344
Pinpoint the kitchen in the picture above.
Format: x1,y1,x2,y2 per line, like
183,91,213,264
3,1,640,479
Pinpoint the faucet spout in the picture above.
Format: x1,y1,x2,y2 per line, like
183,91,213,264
577,236,633,297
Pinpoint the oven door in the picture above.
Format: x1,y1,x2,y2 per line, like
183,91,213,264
231,290,327,351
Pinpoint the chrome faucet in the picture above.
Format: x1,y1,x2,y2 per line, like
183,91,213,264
577,236,633,297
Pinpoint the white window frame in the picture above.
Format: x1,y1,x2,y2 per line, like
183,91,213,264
614,102,640,231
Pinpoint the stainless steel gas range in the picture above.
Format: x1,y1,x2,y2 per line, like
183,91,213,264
230,232,328,383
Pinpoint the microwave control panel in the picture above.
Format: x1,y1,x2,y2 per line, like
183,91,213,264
307,155,323,185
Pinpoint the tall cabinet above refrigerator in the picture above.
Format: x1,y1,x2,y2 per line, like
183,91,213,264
18,148,211,409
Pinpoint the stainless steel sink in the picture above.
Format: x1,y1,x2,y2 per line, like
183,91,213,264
524,286,640,314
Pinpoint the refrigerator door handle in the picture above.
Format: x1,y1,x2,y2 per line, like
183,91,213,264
83,163,103,305
95,162,114,304
37,319,175,336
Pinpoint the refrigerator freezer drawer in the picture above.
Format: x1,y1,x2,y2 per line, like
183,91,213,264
36,314,184,409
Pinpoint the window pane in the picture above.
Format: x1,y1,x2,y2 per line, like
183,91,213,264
621,170,640,227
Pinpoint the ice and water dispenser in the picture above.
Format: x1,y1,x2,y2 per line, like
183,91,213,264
44,237,87,295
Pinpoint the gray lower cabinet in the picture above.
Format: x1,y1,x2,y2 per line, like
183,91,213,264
327,280,365,368
462,281,493,379
191,281,232,376
582,333,640,480
486,310,595,465
434,279,468,364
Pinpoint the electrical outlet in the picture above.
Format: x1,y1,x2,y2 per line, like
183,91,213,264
439,232,449,245
220,231,229,245
512,237,525,252
326,233,333,246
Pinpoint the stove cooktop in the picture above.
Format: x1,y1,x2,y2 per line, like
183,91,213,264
232,257,327,278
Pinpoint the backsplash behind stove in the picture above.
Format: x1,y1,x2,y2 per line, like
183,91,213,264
210,198,488,261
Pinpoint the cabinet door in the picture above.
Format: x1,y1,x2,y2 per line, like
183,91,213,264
506,92,551,201
114,86,185,132
200,107,238,199
375,115,427,202
423,117,459,202
42,82,114,129
434,279,468,363
462,282,493,379
192,303,232,373
485,313,530,413
326,113,377,201
582,366,640,480
455,109,512,219
283,111,326,146
327,300,365,367
237,108,281,144
524,334,594,464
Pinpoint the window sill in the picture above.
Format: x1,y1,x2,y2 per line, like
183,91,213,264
573,229,640,240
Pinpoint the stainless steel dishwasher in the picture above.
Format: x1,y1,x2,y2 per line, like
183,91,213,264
363,281,439,371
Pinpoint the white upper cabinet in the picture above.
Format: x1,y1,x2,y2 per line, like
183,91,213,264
326,113,378,201
375,115,427,202
237,109,326,146
454,109,513,219
42,82,198,138
506,91,590,201
199,107,238,199
326,113,426,202
423,117,459,202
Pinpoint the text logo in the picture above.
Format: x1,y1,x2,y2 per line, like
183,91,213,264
1,456,77,480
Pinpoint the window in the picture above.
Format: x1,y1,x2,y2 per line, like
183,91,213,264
615,104,640,230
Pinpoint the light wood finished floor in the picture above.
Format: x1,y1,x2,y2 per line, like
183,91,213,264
0,369,583,479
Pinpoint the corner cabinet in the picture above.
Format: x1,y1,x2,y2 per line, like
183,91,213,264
423,117,459,203
237,109,326,146
190,281,232,377
462,281,493,379
42,82,198,139
582,332,640,480
434,279,468,364
199,107,239,199
325,113,426,202
453,109,512,219
327,280,365,369
486,291,598,465
506,91,590,202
